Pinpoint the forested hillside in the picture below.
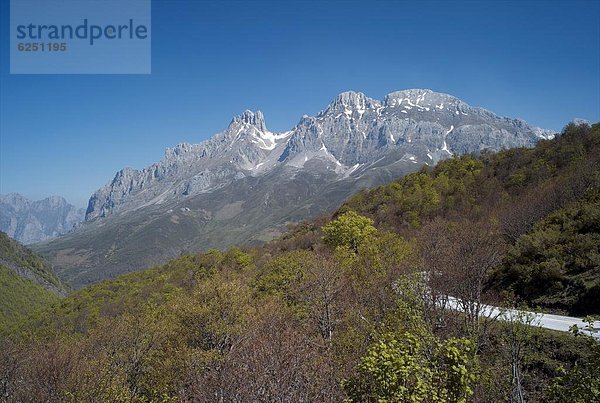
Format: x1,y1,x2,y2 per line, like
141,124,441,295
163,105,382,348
0,123,597,402
0,232,63,332
343,122,599,315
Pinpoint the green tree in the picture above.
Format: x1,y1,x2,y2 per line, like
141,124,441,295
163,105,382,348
343,274,478,402
254,250,312,301
344,331,476,402
322,211,377,252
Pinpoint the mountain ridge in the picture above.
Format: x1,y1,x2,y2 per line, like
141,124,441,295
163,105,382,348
0,193,85,244
84,89,553,222
36,89,556,287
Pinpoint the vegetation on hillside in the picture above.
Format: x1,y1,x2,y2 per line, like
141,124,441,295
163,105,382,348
493,189,600,315
0,123,598,401
0,265,59,334
344,122,600,315
0,232,63,333
0,231,62,290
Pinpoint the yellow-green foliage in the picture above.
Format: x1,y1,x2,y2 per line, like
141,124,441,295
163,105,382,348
254,250,313,298
0,265,59,333
34,250,236,335
342,155,484,230
550,319,600,402
343,275,478,403
322,210,377,251
345,333,476,403
343,123,600,315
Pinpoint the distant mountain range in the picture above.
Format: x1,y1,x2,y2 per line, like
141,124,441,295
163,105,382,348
33,89,555,287
0,194,84,244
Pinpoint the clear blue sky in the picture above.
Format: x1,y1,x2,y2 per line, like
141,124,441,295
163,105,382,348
1,0,599,207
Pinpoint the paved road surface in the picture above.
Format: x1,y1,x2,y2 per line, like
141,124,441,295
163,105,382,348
446,296,599,340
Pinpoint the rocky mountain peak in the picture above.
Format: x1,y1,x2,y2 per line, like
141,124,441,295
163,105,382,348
229,110,267,132
82,89,556,225
571,118,591,126
42,89,562,285
319,91,380,118
112,167,138,183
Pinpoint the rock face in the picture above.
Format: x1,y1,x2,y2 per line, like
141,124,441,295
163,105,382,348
0,194,85,244
36,89,555,287
85,89,553,222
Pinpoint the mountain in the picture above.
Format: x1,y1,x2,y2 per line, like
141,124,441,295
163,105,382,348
84,90,553,221
0,194,85,244
34,89,555,287
0,231,64,331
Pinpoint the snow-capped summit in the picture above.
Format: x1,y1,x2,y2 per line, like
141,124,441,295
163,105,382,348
84,89,555,222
